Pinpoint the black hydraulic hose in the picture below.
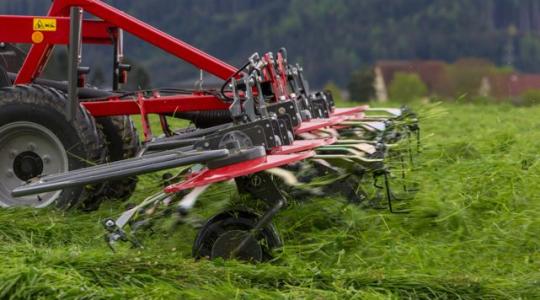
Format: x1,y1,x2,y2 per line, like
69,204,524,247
7,72,114,99
220,61,250,101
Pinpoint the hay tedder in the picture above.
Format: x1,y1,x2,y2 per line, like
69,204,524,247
0,0,420,261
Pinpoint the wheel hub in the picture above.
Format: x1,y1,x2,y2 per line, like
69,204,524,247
13,151,44,181
211,230,263,261
0,122,68,207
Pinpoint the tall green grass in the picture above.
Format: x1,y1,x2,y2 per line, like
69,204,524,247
1,102,539,299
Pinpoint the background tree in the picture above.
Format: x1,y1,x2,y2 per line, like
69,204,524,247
5,1,540,88
520,89,540,106
123,59,152,91
347,68,375,102
323,81,343,103
90,67,106,88
388,72,428,103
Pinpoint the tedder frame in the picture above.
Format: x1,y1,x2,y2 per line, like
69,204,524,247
0,0,419,261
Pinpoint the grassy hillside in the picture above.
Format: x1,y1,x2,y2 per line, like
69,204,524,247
1,102,539,299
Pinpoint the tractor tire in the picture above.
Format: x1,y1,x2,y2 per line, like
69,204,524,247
95,116,140,201
0,84,107,209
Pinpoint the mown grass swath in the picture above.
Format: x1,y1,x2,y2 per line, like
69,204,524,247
1,101,539,299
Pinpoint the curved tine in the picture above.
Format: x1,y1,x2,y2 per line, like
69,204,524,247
115,192,170,229
334,139,379,145
316,146,365,156
313,154,384,164
347,143,378,155
365,107,402,117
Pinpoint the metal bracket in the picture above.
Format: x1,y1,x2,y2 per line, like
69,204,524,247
67,6,82,121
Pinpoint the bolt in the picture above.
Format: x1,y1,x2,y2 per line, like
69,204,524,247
105,220,115,227
5,169,14,178
27,143,36,151
251,175,263,187
42,155,51,164
9,150,17,159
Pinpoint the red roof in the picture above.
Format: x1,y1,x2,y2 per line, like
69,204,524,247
375,60,448,92
487,73,540,98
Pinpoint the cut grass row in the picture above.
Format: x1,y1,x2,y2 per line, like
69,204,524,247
1,102,539,299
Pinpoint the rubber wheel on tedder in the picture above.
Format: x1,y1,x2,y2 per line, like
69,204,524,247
193,210,282,262
95,115,140,201
0,85,107,209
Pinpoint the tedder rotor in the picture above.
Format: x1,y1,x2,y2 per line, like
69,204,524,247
0,0,420,261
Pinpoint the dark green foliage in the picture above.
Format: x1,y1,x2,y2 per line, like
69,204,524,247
521,89,540,106
323,82,341,100
388,72,428,102
4,1,540,87
90,67,106,89
123,59,152,91
347,68,375,102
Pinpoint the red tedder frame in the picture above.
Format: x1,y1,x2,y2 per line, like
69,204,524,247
0,0,239,120
0,0,365,140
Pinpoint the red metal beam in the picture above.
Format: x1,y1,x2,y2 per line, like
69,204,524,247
12,0,238,83
0,16,114,44
164,151,315,193
295,116,350,134
81,94,230,117
15,1,71,83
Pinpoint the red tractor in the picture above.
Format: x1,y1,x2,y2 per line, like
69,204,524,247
0,0,418,260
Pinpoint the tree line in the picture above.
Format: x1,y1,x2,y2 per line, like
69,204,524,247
3,0,540,89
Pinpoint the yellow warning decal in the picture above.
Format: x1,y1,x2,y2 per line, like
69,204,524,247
33,18,57,31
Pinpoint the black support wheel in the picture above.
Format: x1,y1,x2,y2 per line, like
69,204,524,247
0,84,107,209
193,210,282,262
96,115,140,201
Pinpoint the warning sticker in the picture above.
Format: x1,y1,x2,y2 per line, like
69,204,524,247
33,18,57,31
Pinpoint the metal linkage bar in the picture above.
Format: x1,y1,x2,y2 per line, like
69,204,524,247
66,6,82,121
12,149,229,197
36,148,199,182
144,138,202,152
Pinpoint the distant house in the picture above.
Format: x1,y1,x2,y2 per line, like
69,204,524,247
373,59,540,102
482,73,540,100
373,60,447,101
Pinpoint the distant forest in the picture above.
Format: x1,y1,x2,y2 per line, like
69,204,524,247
3,0,540,88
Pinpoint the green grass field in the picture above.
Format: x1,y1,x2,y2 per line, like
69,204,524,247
1,102,539,299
